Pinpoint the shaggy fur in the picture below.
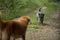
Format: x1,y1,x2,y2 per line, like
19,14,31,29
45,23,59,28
1,16,30,40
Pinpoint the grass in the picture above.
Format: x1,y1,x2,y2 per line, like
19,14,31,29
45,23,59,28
1,0,39,20
29,13,38,25
27,25,39,31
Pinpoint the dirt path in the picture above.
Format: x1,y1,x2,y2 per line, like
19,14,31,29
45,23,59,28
15,9,60,40
26,10,60,40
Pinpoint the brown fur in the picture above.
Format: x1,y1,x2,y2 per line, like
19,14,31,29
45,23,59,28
1,16,30,40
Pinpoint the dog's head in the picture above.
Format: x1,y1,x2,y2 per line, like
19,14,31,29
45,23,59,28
17,16,30,25
20,16,30,22
21,16,30,21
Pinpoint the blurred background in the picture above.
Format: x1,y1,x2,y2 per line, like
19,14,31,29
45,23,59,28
0,0,60,21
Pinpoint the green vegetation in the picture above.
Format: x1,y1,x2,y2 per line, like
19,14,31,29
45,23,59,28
0,0,60,25
0,0,39,20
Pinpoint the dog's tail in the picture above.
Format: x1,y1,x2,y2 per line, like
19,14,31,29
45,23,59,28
0,12,3,27
0,12,2,40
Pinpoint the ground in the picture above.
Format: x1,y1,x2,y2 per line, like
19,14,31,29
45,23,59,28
15,9,60,40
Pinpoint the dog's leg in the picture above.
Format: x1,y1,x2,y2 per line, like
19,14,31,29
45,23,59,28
0,27,2,40
7,32,11,40
22,34,25,40
11,34,15,40
2,30,10,40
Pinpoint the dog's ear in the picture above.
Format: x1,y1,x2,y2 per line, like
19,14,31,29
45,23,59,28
26,16,30,22
27,18,30,22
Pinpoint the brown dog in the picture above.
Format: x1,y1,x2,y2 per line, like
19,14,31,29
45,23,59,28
1,16,30,40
